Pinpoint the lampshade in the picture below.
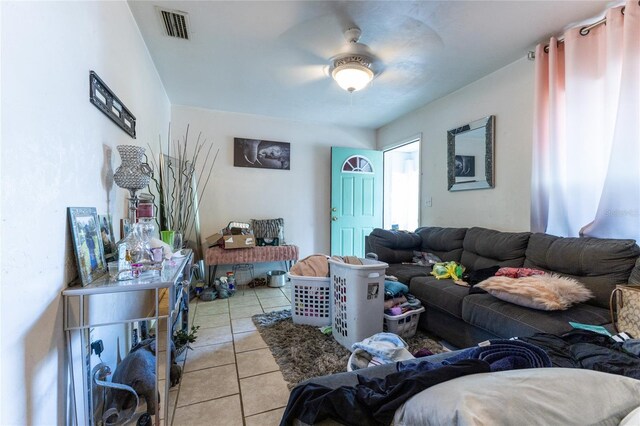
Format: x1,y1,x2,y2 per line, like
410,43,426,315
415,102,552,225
331,61,374,93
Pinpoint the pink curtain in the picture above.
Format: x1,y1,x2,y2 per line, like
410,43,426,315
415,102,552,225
532,0,640,242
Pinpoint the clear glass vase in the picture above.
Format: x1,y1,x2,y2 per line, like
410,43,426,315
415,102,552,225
130,218,155,263
116,218,155,266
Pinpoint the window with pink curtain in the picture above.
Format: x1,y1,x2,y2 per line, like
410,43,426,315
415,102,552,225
531,0,640,242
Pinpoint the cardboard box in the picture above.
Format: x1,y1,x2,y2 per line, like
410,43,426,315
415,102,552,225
223,234,255,249
206,233,224,247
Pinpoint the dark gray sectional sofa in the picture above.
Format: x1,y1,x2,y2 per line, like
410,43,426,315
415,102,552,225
366,226,640,348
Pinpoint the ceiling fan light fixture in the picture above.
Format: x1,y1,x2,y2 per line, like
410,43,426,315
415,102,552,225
331,56,375,93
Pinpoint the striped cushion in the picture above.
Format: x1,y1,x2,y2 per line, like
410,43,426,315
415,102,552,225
252,218,284,244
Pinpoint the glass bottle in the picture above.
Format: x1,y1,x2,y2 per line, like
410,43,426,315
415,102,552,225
129,218,155,263
115,217,155,277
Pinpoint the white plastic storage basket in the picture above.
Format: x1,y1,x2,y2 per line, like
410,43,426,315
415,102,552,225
289,273,332,326
383,307,425,339
329,258,389,351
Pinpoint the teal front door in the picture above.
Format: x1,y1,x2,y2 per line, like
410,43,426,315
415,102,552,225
330,147,383,257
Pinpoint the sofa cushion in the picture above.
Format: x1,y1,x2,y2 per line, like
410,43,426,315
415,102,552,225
461,227,531,271
461,293,611,339
416,227,467,262
410,277,469,318
524,233,640,308
366,229,422,264
394,368,640,426
475,275,593,311
385,264,431,285
369,228,422,248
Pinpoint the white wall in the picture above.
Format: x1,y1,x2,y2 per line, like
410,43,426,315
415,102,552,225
0,1,170,424
377,58,535,232
171,105,376,270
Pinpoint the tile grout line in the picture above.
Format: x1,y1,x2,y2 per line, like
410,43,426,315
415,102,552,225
229,301,251,426
168,298,198,426
244,406,287,422
177,291,292,425
173,391,241,411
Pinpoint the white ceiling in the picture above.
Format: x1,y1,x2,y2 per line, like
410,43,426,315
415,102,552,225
128,1,612,129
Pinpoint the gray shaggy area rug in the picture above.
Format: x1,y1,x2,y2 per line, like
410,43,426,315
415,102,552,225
252,309,445,388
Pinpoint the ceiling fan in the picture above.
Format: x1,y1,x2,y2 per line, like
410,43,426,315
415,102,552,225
277,4,440,93
329,26,379,93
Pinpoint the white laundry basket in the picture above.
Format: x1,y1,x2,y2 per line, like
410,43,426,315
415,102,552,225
328,258,388,351
289,273,332,326
383,307,425,339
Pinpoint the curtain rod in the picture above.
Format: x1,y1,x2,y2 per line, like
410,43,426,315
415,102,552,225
538,1,638,54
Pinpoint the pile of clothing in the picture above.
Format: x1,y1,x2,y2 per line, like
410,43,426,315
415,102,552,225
383,277,421,316
349,333,416,370
289,254,362,277
281,339,553,426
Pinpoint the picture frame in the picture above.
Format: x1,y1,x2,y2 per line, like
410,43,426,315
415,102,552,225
98,214,117,261
447,115,495,191
233,138,290,170
68,207,107,286
120,218,131,239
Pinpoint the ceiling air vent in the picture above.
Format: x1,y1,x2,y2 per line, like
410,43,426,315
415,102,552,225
158,8,190,40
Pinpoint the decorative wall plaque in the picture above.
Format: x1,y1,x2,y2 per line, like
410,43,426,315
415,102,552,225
89,71,136,138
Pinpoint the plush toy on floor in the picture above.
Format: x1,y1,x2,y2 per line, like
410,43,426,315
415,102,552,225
104,338,182,424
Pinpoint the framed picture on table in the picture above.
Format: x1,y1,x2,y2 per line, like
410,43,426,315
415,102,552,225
98,214,117,261
68,207,107,286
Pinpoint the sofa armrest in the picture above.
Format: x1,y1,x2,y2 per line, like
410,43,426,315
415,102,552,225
367,228,422,264
630,257,640,285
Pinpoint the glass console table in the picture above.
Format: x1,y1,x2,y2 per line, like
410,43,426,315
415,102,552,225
63,250,193,425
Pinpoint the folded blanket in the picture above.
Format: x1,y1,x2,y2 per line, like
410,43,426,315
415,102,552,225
289,254,329,277
399,339,551,373
384,280,409,297
384,295,407,310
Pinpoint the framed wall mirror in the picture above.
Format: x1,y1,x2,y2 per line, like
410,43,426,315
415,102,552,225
447,115,495,191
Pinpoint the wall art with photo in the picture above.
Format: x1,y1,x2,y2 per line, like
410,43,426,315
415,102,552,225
233,138,290,170
454,155,475,177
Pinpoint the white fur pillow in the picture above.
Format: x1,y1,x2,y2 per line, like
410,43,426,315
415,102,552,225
475,274,593,310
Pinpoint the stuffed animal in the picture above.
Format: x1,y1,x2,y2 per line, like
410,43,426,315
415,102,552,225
104,338,182,423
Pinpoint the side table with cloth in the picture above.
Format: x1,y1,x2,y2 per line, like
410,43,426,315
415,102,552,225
205,245,299,284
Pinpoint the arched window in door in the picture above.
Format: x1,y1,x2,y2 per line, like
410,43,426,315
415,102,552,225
342,155,374,173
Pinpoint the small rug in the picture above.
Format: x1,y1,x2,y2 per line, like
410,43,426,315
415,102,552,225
252,309,445,388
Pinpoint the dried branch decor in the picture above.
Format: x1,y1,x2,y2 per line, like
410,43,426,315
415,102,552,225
147,125,219,242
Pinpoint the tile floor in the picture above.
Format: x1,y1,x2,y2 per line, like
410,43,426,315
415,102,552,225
160,282,293,426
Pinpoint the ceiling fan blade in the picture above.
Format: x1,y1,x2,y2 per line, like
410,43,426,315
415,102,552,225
369,17,442,61
277,13,345,60
276,64,328,87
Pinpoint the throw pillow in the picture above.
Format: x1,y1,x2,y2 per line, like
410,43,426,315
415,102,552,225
393,368,640,426
475,274,593,310
495,267,546,278
251,218,284,244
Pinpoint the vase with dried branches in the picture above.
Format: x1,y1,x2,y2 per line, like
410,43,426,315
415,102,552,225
147,125,219,250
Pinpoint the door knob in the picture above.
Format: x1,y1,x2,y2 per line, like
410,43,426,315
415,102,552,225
332,216,338,221
331,207,337,212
